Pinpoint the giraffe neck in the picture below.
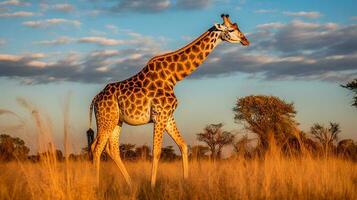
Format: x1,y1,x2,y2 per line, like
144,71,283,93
145,26,222,85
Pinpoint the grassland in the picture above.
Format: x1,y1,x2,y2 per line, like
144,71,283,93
1,99,356,199
0,154,356,200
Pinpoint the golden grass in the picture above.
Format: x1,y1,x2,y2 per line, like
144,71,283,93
0,155,356,200
2,99,355,199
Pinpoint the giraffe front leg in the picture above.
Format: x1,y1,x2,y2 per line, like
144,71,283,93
165,117,188,179
151,117,166,188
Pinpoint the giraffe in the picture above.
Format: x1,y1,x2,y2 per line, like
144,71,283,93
87,14,249,187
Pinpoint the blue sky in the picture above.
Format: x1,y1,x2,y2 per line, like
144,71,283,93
0,0,356,153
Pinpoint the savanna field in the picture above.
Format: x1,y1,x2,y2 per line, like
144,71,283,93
1,1,357,200
0,154,356,200
1,94,357,200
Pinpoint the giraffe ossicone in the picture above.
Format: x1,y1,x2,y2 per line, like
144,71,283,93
88,14,250,188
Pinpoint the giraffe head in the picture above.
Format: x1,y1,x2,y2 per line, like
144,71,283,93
214,14,250,46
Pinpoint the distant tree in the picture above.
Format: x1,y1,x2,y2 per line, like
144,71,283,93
38,149,64,161
160,146,178,161
28,155,40,162
81,146,108,161
55,149,64,161
233,135,255,158
341,79,357,108
0,134,30,161
81,147,89,157
310,122,340,155
189,145,209,160
301,136,320,154
135,144,151,160
233,95,298,152
120,143,136,160
197,123,235,159
280,131,313,156
337,139,356,160
69,153,78,161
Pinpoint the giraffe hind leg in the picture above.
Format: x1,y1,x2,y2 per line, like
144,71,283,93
105,125,132,187
91,103,119,185
91,128,111,185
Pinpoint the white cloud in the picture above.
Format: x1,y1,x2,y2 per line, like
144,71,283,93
0,53,45,62
23,18,81,28
89,29,107,36
0,0,30,6
90,50,120,57
0,54,21,61
0,11,35,17
169,20,357,82
106,24,119,34
113,0,171,12
283,11,322,19
0,29,167,84
0,38,5,46
95,66,110,72
35,37,73,46
26,53,46,59
27,60,47,68
52,3,75,12
176,0,211,9
0,48,158,84
87,9,102,16
78,31,166,49
78,37,125,46
0,7,9,12
40,3,75,13
254,9,276,14
256,22,284,29
181,35,194,41
289,20,320,29
1,18,356,84
0,53,47,68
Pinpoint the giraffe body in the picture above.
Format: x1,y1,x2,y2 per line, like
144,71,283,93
89,14,249,187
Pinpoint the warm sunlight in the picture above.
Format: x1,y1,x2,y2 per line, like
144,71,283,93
0,1,356,199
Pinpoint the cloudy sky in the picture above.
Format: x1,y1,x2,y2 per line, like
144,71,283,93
0,0,356,153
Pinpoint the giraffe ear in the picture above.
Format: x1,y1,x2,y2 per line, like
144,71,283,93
214,23,226,31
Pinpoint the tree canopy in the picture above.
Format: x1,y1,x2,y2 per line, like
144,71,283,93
197,123,235,159
342,79,357,108
0,134,30,161
310,122,340,155
233,95,298,150
189,145,209,160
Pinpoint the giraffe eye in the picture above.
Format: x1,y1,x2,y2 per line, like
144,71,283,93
228,29,235,32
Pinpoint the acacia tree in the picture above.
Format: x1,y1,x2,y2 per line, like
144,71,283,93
337,139,357,160
233,135,255,158
197,123,235,159
310,122,340,156
161,146,178,161
120,143,136,160
341,79,357,108
0,134,30,161
233,95,298,152
135,144,151,160
189,145,209,160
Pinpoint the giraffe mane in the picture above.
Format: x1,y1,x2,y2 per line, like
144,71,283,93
147,30,211,64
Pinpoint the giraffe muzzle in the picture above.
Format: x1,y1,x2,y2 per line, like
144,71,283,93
241,38,250,46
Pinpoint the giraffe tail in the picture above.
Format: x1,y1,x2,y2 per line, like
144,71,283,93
88,94,98,132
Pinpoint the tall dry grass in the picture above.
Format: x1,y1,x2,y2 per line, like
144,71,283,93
0,155,356,200
1,98,355,199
